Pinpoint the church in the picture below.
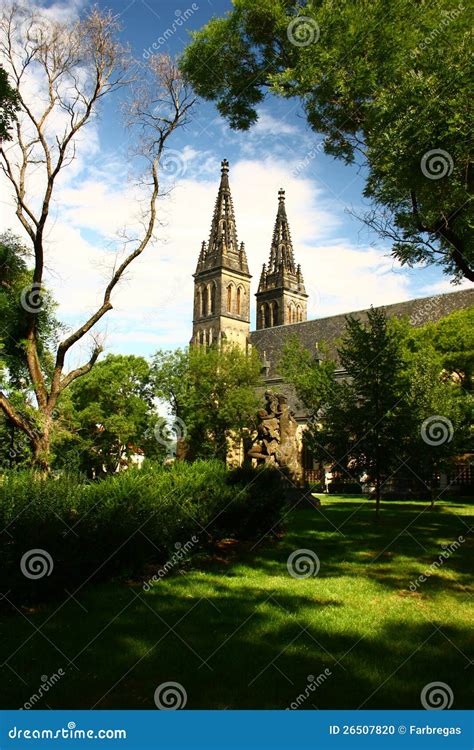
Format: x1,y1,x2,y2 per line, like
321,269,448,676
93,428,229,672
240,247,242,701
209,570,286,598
191,160,474,484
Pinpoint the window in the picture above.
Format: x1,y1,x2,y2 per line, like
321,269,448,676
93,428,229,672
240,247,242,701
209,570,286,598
264,303,271,328
236,287,242,315
201,286,208,317
227,285,232,312
210,284,216,314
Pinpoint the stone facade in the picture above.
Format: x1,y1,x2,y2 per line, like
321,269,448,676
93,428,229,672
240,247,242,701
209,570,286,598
191,159,251,349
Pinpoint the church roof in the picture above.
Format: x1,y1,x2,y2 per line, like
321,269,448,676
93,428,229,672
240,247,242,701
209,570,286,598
249,288,474,380
195,159,250,277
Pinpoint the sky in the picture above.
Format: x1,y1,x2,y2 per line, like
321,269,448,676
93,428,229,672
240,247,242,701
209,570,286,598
0,0,469,366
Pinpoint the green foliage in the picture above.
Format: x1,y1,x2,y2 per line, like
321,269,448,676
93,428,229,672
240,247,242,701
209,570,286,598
181,0,473,280
0,233,61,384
55,354,161,476
0,460,288,605
151,344,262,459
0,64,19,140
0,500,471,709
281,307,473,504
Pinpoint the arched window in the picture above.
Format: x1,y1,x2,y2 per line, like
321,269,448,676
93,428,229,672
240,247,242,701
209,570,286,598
264,302,271,329
210,284,216,314
236,287,242,315
201,286,208,317
296,305,302,322
271,301,278,326
199,330,204,346
287,304,292,324
227,285,232,312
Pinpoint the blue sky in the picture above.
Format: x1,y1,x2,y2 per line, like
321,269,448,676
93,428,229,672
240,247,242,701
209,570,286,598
2,0,468,363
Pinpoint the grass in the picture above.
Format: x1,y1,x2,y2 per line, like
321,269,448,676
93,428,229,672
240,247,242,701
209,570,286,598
0,497,472,709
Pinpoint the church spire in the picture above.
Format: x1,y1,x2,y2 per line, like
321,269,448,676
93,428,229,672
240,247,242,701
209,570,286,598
196,160,248,275
256,188,308,329
207,159,239,264
191,159,252,349
268,189,296,274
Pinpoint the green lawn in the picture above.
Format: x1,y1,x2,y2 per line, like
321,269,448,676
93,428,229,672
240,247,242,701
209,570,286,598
1,497,472,709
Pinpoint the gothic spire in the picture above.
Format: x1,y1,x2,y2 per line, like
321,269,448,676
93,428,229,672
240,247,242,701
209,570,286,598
195,160,250,275
268,189,296,274
207,159,239,261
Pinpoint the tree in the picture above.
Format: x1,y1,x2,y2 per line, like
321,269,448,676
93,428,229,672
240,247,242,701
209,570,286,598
283,309,409,517
0,5,195,469
393,310,473,504
0,63,18,140
55,354,159,477
152,345,262,461
181,0,473,281
281,308,473,512
0,233,62,468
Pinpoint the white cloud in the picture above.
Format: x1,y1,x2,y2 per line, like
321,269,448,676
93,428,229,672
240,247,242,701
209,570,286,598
1,148,423,359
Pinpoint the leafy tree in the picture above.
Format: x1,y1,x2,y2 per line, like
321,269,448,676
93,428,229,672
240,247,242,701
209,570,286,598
393,309,473,502
57,354,159,477
152,345,262,460
181,0,473,281
0,64,18,140
282,309,410,516
0,233,62,468
281,307,473,511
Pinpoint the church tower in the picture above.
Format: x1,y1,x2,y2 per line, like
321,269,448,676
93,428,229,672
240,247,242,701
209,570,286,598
192,160,251,348
256,189,308,329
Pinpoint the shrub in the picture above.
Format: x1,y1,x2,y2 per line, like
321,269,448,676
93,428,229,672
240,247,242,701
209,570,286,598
0,460,287,606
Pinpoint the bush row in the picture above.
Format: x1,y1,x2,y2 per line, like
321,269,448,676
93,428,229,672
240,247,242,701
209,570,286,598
0,460,288,606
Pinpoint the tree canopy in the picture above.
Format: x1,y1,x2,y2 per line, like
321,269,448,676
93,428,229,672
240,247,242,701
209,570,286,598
280,307,473,511
152,344,262,460
181,0,473,281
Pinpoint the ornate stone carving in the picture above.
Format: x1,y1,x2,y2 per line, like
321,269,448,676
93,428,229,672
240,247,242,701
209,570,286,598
248,390,302,480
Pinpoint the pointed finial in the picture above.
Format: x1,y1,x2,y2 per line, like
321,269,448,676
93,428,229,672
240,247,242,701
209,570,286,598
221,159,229,174
278,188,285,202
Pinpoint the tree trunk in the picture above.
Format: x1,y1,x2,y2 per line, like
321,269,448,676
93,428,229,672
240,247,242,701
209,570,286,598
31,422,51,473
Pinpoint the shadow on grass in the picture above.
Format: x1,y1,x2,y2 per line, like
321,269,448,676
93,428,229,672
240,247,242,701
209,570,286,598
0,500,472,710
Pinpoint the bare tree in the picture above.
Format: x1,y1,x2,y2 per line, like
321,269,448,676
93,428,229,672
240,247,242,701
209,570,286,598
0,4,195,468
